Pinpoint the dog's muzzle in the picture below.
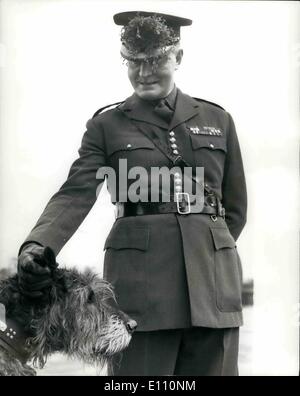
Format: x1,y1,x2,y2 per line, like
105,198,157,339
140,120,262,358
126,319,137,334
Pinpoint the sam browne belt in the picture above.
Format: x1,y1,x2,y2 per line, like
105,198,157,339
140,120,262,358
115,193,224,218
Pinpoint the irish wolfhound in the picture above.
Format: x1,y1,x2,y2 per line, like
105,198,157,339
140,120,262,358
0,264,137,376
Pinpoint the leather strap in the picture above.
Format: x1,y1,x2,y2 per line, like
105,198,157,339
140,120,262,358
115,200,218,218
0,315,32,364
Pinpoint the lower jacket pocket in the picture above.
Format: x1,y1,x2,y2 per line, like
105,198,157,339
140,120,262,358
103,223,150,316
210,227,243,312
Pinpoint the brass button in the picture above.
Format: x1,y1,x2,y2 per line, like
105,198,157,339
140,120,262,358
169,131,175,137
171,144,178,149
169,137,176,143
173,150,179,155
127,144,132,149
209,143,214,149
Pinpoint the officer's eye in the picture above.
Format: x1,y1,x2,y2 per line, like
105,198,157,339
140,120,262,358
128,59,142,67
121,57,140,68
148,56,166,68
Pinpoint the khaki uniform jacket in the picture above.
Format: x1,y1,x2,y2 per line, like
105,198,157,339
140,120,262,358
23,88,247,331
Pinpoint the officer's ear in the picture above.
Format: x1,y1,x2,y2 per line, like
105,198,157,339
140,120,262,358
175,49,183,69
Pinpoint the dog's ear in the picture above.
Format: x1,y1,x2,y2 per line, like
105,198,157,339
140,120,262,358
50,268,73,294
61,271,74,291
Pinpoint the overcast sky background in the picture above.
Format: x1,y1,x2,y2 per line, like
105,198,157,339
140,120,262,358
0,0,299,375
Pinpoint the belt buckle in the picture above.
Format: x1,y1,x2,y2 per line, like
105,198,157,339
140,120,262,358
175,192,191,215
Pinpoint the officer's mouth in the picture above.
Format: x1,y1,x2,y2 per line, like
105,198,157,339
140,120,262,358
138,81,159,86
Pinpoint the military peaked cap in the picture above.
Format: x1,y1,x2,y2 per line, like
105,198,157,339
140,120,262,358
113,11,192,61
113,11,192,30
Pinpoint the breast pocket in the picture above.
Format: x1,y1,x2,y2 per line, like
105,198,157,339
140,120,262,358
103,223,150,316
210,227,242,313
190,135,227,153
190,135,227,179
106,137,155,159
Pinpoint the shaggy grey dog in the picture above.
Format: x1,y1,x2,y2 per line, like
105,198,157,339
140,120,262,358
0,266,136,376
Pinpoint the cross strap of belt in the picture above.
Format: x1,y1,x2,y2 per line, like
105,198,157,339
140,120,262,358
118,109,225,218
0,312,32,364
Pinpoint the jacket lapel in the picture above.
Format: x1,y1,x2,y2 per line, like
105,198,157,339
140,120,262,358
120,94,169,129
119,89,201,131
169,89,200,131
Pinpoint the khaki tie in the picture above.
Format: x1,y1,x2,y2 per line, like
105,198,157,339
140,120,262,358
154,99,174,124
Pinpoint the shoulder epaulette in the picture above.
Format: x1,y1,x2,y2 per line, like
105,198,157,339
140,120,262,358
92,101,124,119
193,97,225,111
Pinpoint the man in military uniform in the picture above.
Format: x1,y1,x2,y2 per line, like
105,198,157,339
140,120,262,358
17,11,247,375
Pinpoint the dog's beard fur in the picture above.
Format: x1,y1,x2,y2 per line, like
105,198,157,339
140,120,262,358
96,315,132,356
0,269,133,374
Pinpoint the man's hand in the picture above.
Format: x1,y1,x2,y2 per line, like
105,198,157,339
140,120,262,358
18,244,58,298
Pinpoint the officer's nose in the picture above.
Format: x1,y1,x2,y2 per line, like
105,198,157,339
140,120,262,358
126,319,138,334
138,61,152,78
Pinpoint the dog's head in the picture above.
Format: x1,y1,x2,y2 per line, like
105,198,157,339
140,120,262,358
0,268,136,369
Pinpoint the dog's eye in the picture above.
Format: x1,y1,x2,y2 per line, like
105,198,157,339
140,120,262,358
87,290,95,304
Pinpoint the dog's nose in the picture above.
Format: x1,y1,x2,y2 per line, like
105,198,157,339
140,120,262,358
126,319,137,334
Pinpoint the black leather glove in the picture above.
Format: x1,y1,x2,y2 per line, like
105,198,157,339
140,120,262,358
18,244,58,298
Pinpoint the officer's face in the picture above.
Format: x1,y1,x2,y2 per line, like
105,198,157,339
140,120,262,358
127,48,183,101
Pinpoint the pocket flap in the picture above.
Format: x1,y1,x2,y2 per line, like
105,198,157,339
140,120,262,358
107,137,155,156
190,135,227,152
210,227,236,250
104,225,150,251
